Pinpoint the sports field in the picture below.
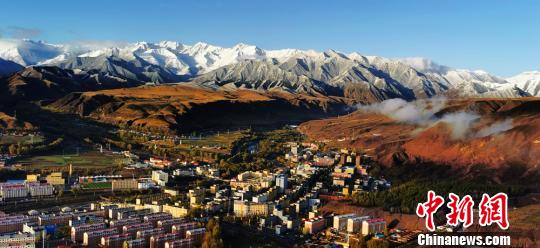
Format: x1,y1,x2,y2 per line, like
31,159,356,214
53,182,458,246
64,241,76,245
80,182,112,190
17,150,130,169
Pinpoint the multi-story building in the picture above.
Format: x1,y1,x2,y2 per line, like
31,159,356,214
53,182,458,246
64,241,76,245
233,201,273,217
276,174,288,193
26,182,54,197
149,233,180,248
101,233,131,248
125,238,146,248
186,228,206,246
118,208,151,220
151,171,169,186
0,232,35,248
347,216,370,233
188,188,205,207
70,213,105,227
361,218,386,235
333,214,357,232
77,210,107,219
71,223,106,242
137,179,156,190
136,228,164,245
0,183,27,199
45,172,65,186
304,217,326,234
108,207,135,219
111,179,138,191
171,222,197,238
122,222,153,237
157,218,186,233
143,212,172,226
83,228,118,247
110,218,141,232
141,203,163,213
38,214,72,226
0,216,32,233
230,171,274,191
164,239,193,248
26,174,39,183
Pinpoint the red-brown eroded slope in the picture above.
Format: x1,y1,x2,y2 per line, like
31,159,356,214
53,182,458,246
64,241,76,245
299,98,540,179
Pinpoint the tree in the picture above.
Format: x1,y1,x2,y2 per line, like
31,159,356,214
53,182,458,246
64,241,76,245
8,144,16,155
349,234,367,248
55,225,70,239
384,227,390,237
187,207,203,219
202,218,223,248
367,239,389,248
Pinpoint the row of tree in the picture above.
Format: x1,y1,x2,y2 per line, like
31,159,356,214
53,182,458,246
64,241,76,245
0,137,63,156
351,179,527,214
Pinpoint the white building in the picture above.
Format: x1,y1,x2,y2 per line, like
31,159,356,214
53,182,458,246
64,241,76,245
137,179,156,190
0,183,28,200
0,232,35,248
361,218,386,235
173,168,195,176
252,194,268,203
276,174,288,193
26,183,54,197
151,171,169,187
333,213,357,232
347,216,370,233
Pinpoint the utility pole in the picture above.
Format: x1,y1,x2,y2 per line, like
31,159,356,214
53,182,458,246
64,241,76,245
42,229,46,248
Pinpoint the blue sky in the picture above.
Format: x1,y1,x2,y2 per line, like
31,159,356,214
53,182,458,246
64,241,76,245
0,0,538,76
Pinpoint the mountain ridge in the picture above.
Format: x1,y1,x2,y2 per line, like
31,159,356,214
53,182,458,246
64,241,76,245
0,39,537,99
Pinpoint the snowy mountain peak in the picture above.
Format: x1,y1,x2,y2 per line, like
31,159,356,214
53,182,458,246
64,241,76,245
347,52,368,62
0,38,538,97
158,41,184,50
507,71,540,96
0,39,64,66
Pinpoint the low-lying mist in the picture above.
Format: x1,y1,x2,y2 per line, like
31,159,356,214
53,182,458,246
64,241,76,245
356,98,513,139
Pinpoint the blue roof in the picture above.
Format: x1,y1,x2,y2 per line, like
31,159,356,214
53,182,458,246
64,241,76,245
6,180,25,183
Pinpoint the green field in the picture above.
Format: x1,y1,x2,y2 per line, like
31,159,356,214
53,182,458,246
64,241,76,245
0,134,44,145
177,130,246,148
16,150,131,169
81,182,112,190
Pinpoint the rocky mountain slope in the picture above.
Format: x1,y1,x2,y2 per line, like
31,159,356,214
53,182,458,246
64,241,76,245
0,58,24,76
0,66,142,104
0,111,33,130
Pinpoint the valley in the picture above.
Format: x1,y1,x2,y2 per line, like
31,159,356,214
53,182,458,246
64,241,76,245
0,38,539,248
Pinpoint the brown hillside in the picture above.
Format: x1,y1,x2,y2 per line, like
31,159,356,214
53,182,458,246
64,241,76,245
299,98,540,180
0,112,33,130
48,85,352,132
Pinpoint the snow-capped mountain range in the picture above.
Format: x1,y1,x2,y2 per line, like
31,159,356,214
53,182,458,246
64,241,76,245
0,38,538,99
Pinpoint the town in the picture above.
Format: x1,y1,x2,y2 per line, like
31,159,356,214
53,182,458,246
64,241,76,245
0,127,438,248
